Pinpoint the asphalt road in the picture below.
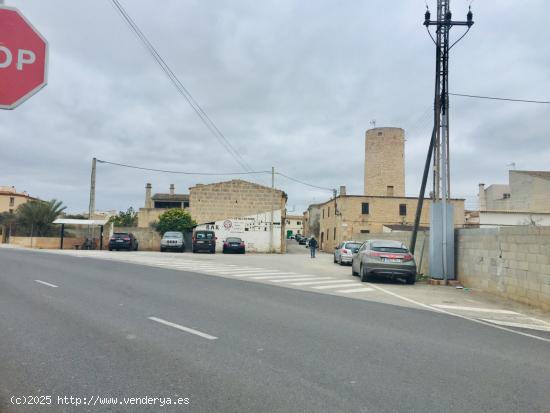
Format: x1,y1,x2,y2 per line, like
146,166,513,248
1,248,549,413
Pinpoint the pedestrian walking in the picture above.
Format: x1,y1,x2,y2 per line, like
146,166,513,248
309,236,318,258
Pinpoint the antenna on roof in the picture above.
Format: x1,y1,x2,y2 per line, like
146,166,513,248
370,120,376,128
507,162,516,170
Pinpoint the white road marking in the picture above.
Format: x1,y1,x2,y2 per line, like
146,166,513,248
431,305,520,315
148,317,218,340
291,279,357,286
270,277,331,283
250,274,315,280
34,280,58,288
336,287,375,293
363,282,550,344
313,283,359,290
215,268,267,274
480,319,550,332
222,271,288,277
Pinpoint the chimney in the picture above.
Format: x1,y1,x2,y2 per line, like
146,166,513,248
339,185,346,196
478,183,486,211
170,184,175,195
145,183,152,208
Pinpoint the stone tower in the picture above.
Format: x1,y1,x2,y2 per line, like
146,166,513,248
364,127,405,196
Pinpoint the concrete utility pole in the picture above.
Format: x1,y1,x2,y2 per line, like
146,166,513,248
410,1,473,281
89,157,97,220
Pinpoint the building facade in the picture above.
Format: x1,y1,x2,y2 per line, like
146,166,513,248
364,127,405,196
316,194,464,252
478,170,550,227
0,186,38,214
138,183,190,228
285,214,304,238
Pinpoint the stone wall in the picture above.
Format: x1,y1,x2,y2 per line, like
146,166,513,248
114,227,161,251
457,227,550,311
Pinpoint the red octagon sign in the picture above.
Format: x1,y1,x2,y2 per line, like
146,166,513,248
0,6,48,109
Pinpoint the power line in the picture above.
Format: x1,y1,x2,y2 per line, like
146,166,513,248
275,172,334,192
450,93,550,104
96,159,269,176
109,0,252,171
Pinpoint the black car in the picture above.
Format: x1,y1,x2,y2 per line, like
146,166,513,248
223,237,245,254
108,232,138,251
192,230,216,253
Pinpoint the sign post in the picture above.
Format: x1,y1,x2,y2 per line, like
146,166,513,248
0,5,48,109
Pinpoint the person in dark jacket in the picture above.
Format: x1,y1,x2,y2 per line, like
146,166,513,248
309,236,318,258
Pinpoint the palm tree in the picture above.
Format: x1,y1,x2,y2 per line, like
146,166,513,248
16,199,66,237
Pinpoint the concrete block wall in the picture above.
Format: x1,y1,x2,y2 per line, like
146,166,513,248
457,227,550,311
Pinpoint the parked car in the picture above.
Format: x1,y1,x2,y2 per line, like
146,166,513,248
351,239,416,284
160,231,185,252
192,230,216,253
108,232,138,251
223,237,245,254
295,234,303,242
333,241,363,265
299,237,307,245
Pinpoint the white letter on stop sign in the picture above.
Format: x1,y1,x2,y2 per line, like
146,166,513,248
0,46,13,68
17,49,36,70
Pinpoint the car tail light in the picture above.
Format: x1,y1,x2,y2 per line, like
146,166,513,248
110,237,116,240
123,237,130,241
342,249,348,254
403,254,414,262
223,242,228,247
240,242,245,247
192,237,195,241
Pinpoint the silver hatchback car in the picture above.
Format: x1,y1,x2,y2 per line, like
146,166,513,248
351,239,416,284
333,241,363,265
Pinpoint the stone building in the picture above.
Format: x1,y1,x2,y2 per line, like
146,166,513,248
478,170,550,227
0,186,38,214
316,192,464,251
303,203,322,238
137,183,189,228
190,179,287,253
364,127,405,196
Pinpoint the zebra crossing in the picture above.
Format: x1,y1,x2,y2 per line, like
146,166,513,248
44,250,374,296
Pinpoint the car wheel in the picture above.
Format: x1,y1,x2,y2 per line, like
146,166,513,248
360,264,370,283
406,274,416,285
351,260,358,276
338,256,344,266
160,247,165,252
242,249,245,254
108,247,112,251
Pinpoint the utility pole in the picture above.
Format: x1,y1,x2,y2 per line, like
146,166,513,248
89,157,97,220
410,1,473,281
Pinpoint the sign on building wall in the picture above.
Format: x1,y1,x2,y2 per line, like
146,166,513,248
196,210,282,253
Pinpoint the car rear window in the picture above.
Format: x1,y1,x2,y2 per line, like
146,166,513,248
113,233,129,237
226,237,242,243
372,246,408,253
344,243,361,249
196,232,214,240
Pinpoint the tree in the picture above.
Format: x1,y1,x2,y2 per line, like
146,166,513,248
16,199,66,237
0,211,17,241
154,209,196,235
108,207,138,227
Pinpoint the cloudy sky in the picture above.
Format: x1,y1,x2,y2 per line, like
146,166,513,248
1,0,549,214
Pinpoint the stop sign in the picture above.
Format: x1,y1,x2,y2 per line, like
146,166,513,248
0,6,48,110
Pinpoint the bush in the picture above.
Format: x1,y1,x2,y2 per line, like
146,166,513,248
154,209,196,235
109,207,138,227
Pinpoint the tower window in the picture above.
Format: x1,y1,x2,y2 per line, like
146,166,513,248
399,204,407,216
361,203,369,214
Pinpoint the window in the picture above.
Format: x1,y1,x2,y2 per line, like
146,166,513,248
327,228,330,240
387,186,394,196
322,209,325,218
333,227,336,240
360,229,370,234
9,197,14,206
503,193,511,199
328,207,330,217
9,209,13,213
361,202,369,214
183,201,190,208
399,204,407,216
297,221,301,225
378,131,383,136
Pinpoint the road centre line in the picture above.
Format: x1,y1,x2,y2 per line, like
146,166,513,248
270,277,332,283
313,283,360,290
431,304,520,315
337,287,375,293
480,319,550,332
291,279,358,286
34,280,58,288
363,282,550,344
148,317,218,340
